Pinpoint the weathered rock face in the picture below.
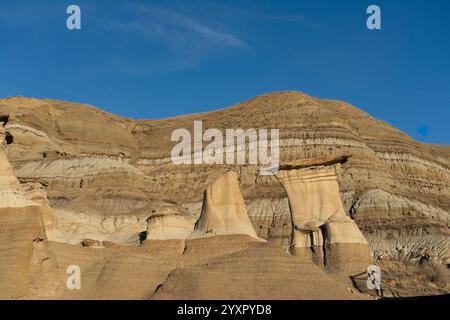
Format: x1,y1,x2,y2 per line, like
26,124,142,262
51,197,195,245
191,172,259,239
146,205,195,240
368,235,450,266
0,116,28,200
151,236,364,300
49,210,150,245
326,213,368,245
0,92,448,265
147,214,194,240
48,235,367,300
0,115,59,299
276,159,371,272
275,163,347,240
19,180,62,241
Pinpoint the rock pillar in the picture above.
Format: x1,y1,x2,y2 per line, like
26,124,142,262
191,172,259,239
276,157,372,273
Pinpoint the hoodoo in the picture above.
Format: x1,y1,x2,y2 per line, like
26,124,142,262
191,171,259,239
276,156,372,273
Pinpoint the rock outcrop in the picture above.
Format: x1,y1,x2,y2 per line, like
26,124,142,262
19,179,62,241
276,157,372,273
146,204,195,240
368,234,450,266
48,235,365,300
151,236,363,300
191,172,259,239
0,114,59,299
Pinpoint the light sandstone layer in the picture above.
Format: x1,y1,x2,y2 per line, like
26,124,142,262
0,92,448,267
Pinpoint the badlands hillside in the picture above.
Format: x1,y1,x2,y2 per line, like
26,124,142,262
0,91,448,299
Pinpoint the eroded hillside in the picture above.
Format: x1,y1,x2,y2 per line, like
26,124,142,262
1,92,449,266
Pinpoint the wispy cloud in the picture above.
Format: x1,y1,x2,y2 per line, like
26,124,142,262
111,4,243,48
98,3,245,72
95,2,322,74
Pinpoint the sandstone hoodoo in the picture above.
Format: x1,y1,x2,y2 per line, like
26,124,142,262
276,156,372,273
191,172,260,239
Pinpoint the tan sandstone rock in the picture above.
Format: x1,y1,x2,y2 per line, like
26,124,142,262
0,115,60,299
19,180,62,241
191,172,259,239
276,157,372,273
147,214,195,240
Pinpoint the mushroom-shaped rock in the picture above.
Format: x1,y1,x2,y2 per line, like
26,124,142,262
191,172,259,239
276,161,348,252
276,156,371,273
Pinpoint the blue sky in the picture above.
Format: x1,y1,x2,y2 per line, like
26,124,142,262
0,0,449,144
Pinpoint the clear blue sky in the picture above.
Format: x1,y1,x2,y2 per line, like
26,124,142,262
0,0,449,144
